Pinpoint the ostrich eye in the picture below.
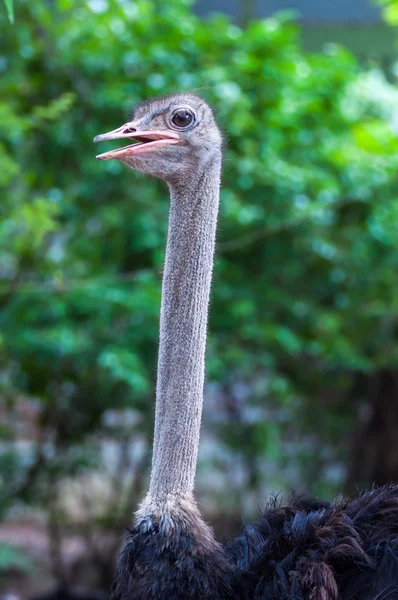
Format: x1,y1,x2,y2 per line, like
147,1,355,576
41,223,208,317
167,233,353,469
171,109,195,129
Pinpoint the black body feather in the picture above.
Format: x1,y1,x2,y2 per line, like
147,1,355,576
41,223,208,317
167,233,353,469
111,503,238,600
111,485,398,600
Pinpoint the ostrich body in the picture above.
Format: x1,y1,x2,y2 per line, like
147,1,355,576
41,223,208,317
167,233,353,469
95,94,398,600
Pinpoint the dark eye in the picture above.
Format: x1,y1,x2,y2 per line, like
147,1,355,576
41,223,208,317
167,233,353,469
171,109,195,129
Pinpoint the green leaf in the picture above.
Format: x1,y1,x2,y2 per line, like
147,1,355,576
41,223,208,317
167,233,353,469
0,543,32,574
383,2,398,25
2,0,14,24
352,120,398,154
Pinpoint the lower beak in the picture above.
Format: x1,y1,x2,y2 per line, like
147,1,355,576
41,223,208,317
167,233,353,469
93,123,181,160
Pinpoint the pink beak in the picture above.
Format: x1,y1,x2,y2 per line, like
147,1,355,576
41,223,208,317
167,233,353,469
94,122,181,160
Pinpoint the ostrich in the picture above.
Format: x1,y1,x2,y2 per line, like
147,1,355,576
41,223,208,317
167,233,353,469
94,93,398,599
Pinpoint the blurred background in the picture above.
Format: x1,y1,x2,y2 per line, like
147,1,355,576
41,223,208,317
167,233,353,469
1,0,398,596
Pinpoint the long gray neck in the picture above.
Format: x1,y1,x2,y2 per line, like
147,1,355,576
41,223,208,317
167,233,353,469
148,154,222,501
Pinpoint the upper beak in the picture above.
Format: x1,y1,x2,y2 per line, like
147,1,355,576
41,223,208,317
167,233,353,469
93,121,181,160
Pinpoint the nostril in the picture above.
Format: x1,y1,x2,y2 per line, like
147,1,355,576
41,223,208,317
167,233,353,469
123,126,136,134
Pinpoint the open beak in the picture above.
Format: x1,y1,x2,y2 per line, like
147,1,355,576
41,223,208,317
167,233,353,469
94,122,181,160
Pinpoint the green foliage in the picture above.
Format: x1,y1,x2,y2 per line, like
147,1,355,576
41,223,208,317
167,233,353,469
0,542,32,576
1,0,398,508
376,0,398,25
2,0,13,24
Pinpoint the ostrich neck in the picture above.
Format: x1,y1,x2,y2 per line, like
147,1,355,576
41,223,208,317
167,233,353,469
148,155,222,501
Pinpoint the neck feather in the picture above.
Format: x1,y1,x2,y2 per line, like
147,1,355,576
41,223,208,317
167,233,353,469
148,154,222,501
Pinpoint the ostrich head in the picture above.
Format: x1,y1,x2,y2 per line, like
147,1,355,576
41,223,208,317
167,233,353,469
94,93,222,181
